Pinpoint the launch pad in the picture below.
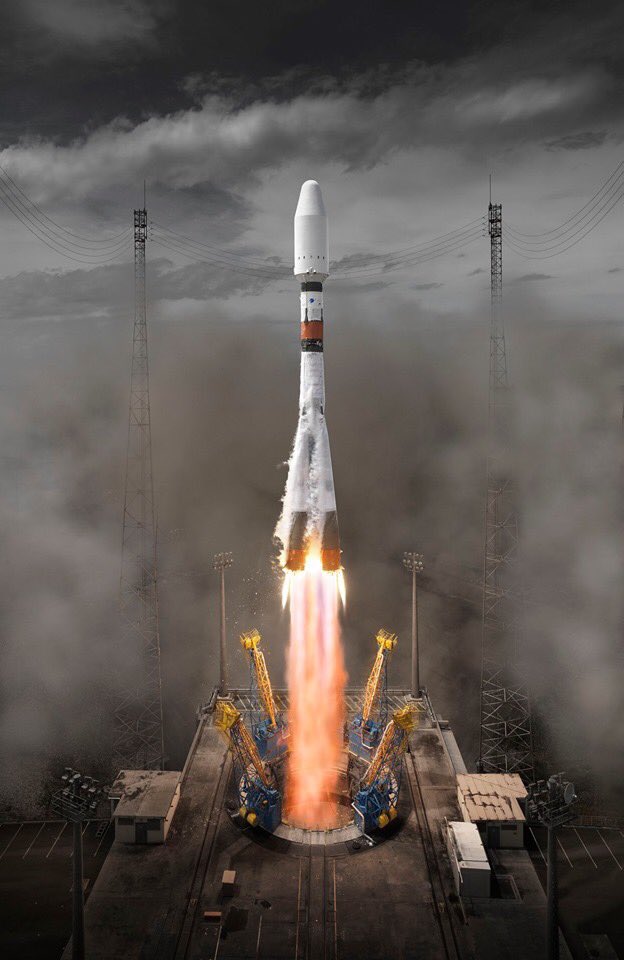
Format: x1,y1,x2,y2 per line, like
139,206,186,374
66,688,565,960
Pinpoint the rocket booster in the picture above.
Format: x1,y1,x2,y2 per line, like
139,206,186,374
277,180,341,572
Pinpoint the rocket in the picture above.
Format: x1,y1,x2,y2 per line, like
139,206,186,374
276,180,341,572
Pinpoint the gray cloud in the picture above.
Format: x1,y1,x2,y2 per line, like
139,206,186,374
20,0,169,48
0,53,616,208
546,130,608,151
410,282,443,290
0,256,277,324
512,272,554,282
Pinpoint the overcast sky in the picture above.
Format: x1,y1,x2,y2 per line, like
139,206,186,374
0,0,623,319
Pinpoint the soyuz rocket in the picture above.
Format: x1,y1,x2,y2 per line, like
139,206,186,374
277,180,341,572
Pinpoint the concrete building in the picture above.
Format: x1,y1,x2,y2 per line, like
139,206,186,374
110,770,181,844
457,772,527,849
446,819,492,898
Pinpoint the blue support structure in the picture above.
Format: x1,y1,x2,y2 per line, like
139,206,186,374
215,700,283,834
353,772,400,833
349,631,395,761
239,777,282,832
348,715,383,761
353,704,418,834
242,630,289,762
254,716,288,760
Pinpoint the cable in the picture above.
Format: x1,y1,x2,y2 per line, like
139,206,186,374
151,215,486,281
151,231,289,279
506,160,624,240
333,229,484,279
151,235,283,281
338,216,485,266
505,172,624,250
0,179,132,257
503,184,624,260
151,221,289,272
150,231,290,278
0,164,130,245
0,190,133,264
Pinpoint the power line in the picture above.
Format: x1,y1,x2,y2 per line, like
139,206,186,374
151,233,286,281
333,228,485,279
336,216,485,268
502,182,624,260
506,160,624,240
0,188,133,264
0,164,130,245
1,158,622,275
151,220,289,272
504,171,624,253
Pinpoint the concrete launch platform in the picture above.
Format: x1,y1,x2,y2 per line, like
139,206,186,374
65,693,572,960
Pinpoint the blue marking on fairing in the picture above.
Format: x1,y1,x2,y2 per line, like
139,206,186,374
309,297,315,303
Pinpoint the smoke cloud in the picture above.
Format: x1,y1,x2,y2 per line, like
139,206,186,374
0,277,622,817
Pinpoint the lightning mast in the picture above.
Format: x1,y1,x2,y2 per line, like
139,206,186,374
478,188,534,781
112,203,164,772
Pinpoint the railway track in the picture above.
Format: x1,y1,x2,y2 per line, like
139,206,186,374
298,840,331,960
404,750,466,960
170,750,231,960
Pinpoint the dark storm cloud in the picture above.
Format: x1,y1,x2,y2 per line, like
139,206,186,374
1,50,612,209
19,0,171,48
1,0,623,160
546,130,609,151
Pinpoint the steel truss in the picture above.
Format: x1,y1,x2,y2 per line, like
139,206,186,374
112,207,164,772
479,200,534,781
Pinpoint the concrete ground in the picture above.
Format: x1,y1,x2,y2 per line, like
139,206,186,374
0,818,113,960
64,699,576,960
527,823,624,960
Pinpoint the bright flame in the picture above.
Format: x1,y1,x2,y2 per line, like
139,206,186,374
284,546,346,829
337,568,346,608
281,571,292,609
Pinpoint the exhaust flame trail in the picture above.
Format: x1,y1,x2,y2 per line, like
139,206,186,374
284,550,346,829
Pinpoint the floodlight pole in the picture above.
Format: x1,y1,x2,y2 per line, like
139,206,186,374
547,815,558,960
52,769,107,960
526,773,576,960
213,552,233,696
72,820,85,960
403,552,424,697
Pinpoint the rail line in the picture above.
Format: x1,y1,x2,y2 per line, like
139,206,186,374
300,840,331,960
166,742,231,960
404,750,465,960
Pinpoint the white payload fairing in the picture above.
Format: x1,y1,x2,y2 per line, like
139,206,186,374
275,180,341,572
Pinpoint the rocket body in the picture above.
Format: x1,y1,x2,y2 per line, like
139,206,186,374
277,181,341,572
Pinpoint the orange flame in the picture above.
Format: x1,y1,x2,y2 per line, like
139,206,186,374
284,546,347,829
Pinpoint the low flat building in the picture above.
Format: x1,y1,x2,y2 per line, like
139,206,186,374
110,770,182,844
457,772,527,848
446,819,492,898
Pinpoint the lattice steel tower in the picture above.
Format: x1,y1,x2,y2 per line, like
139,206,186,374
479,196,534,781
112,206,164,772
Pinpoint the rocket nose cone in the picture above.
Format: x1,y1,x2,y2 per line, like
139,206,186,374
295,180,326,218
